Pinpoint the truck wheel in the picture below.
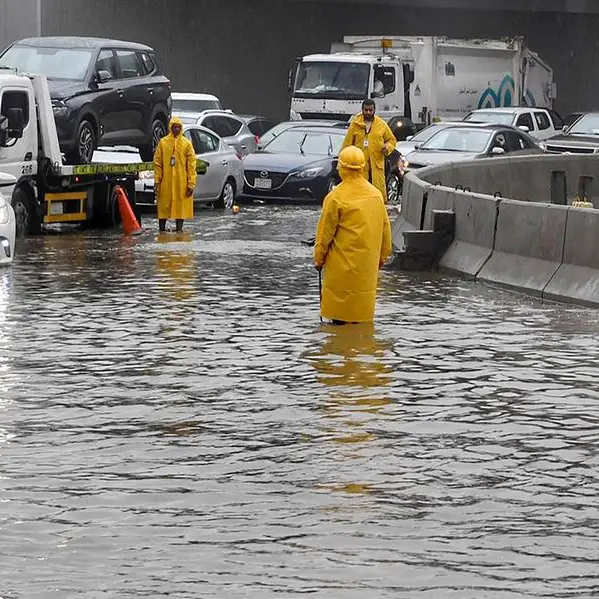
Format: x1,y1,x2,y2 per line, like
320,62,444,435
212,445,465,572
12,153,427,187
139,118,167,162
12,187,41,237
66,119,96,164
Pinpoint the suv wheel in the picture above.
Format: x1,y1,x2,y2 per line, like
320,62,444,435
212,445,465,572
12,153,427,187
65,119,96,165
139,118,167,162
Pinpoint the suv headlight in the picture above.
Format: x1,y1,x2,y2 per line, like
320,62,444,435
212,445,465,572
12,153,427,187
293,166,323,178
52,99,69,117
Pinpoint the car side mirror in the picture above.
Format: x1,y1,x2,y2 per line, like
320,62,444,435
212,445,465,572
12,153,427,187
518,125,530,133
413,143,420,150
491,146,506,155
6,107,24,139
562,125,569,132
96,69,112,83
406,135,413,141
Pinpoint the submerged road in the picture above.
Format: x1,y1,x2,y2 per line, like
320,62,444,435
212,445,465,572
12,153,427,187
1,205,598,598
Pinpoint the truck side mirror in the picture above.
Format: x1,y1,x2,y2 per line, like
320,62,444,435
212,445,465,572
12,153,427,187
370,89,384,99
287,68,294,92
562,124,569,132
6,108,24,139
517,124,530,133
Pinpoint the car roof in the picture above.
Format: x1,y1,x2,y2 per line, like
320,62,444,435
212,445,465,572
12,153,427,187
469,107,544,114
172,92,220,101
277,126,346,134
182,123,223,139
13,36,152,51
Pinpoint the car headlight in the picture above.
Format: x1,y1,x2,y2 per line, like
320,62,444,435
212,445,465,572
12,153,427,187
51,99,69,117
293,166,323,178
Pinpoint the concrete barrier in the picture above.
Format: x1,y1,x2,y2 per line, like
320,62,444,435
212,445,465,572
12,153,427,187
439,192,500,278
391,174,429,251
422,185,456,229
544,207,599,306
478,200,568,296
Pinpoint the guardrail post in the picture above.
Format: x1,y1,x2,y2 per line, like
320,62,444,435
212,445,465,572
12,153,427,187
550,171,567,205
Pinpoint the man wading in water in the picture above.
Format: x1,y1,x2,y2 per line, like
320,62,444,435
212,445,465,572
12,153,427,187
314,145,392,325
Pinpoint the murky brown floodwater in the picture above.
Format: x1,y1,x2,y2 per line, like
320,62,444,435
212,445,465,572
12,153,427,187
1,205,599,598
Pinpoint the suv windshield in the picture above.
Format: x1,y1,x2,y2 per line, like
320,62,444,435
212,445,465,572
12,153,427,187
568,113,599,135
294,61,370,100
263,129,344,155
464,111,515,125
422,128,492,153
0,45,94,80
172,98,222,112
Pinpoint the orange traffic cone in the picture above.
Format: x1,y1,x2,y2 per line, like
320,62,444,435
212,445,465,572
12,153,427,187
115,185,142,236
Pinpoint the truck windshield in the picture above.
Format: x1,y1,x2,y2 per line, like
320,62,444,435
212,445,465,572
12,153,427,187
568,113,599,135
294,61,370,100
0,45,94,81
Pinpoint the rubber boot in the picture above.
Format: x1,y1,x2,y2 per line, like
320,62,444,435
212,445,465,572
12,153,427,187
175,219,184,232
159,219,167,232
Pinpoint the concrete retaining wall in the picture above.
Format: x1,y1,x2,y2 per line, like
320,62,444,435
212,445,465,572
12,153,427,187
394,153,599,307
544,208,599,306
477,200,568,296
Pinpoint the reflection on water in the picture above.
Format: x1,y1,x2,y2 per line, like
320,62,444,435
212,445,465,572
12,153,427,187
1,208,599,599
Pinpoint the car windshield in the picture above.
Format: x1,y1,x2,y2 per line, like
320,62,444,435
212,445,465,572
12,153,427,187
567,113,599,135
262,129,344,155
294,61,370,100
172,98,222,112
0,45,93,80
421,128,492,153
464,111,515,125
409,124,450,143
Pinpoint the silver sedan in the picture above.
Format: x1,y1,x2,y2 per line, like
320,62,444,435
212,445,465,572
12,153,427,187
94,124,244,209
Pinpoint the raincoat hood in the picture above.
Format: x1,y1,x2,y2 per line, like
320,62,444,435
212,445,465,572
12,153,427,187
351,113,376,130
338,145,365,181
169,117,184,136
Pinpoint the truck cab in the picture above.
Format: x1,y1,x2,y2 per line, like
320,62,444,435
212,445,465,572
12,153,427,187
290,52,413,124
0,69,146,237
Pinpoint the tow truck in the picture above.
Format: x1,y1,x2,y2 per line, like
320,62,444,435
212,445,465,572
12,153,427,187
0,68,154,237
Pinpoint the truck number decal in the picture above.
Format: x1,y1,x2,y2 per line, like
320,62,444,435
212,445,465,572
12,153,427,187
21,164,33,175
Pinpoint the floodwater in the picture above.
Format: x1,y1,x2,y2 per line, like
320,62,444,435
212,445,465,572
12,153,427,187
1,205,599,599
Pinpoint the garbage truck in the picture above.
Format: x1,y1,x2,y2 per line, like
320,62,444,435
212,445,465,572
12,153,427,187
0,68,152,238
289,36,556,131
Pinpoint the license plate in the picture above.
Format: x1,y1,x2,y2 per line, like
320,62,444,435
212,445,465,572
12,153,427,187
254,177,272,189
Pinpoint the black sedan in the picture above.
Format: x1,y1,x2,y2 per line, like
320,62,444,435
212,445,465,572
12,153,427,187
241,126,346,203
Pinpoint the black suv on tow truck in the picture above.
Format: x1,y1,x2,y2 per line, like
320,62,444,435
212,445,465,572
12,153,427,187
0,36,171,164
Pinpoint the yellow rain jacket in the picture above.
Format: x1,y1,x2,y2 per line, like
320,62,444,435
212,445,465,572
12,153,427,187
314,155,392,323
154,117,197,220
342,114,397,203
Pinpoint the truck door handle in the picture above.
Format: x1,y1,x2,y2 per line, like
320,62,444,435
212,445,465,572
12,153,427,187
147,87,154,94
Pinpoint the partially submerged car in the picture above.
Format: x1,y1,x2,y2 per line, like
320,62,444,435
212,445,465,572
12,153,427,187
404,124,544,170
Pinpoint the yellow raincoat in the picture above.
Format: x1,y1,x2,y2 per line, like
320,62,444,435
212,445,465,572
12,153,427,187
341,114,396,203
154,117,197,220
314,146,392,323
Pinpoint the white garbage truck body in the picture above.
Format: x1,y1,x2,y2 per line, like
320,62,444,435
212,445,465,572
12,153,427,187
289,36,555,128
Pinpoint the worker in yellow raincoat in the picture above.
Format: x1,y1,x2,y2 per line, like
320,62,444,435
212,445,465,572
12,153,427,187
341,99,397,203
154,116,197,232
314,146,392,325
